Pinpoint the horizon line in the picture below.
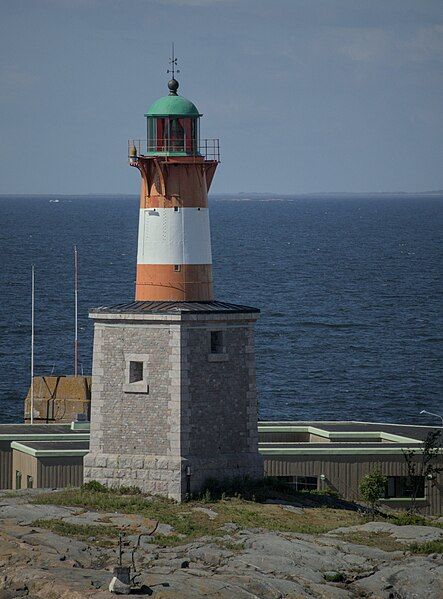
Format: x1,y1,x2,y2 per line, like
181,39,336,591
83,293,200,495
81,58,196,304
0,190,442,198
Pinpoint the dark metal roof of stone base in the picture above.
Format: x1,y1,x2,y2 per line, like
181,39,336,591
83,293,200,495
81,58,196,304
90,300,260,315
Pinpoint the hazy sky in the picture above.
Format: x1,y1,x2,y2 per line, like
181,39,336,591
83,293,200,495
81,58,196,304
1,0,442,194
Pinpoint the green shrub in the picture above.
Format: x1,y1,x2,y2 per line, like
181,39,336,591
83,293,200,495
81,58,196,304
389,512,443,529
81,480,108,493
391,512,428,526
80,481,142,496
199,476,293,502
198,476,345,504
324,572,346,582
359,469,387,517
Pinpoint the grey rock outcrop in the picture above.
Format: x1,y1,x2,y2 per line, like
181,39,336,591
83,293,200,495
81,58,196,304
0,493,441,598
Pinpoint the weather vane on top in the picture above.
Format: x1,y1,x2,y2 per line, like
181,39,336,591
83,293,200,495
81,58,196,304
167,43,180,80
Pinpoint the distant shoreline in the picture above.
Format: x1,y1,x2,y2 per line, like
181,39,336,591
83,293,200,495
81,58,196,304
0,191,442,199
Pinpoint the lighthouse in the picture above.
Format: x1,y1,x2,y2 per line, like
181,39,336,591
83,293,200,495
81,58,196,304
130,74,218,302
85,59,262,500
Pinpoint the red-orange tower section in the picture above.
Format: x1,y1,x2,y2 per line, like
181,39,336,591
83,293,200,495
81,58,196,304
129,77,219,302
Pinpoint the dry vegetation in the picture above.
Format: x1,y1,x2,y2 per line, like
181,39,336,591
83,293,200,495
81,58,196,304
31,481,442,552
32,483,363,546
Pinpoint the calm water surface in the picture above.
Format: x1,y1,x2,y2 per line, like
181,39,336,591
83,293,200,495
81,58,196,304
0,195,441,425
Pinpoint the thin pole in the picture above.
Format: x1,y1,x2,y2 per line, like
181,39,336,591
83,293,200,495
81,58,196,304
74,245,79,377
30,265,35,424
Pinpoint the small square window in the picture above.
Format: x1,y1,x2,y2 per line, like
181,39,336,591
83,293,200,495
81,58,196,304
210,331,224,354
174,265,181,272
124,354,149,393
174,206,179,212
27,475,33,489
129,361,143,384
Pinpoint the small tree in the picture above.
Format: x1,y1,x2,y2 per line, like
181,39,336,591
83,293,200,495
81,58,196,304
403,430,443,515
359,469,387,518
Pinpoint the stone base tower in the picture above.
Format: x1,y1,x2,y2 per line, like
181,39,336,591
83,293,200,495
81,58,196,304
84,301,263,500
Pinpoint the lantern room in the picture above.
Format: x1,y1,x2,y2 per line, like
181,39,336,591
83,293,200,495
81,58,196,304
145,78,202,156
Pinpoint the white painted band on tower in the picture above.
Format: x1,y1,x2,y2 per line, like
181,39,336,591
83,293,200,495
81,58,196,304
137,207,212,265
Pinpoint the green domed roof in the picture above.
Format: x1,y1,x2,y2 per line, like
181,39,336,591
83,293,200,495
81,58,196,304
145,94,201,118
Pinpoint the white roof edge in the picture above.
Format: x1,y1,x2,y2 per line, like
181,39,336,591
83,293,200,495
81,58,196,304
11,441,89,458
258,420,443,429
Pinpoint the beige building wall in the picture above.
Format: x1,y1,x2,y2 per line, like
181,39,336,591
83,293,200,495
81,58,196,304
12,450,38,490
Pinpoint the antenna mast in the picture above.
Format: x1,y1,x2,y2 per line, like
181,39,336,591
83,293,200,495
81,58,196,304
167,42,180,80
74,245,79,377
30,265,35,424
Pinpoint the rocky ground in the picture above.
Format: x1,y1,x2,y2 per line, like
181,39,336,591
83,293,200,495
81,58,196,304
0,490,442,598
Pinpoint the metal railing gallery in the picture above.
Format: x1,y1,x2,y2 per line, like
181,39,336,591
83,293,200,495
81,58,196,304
128,139,220,162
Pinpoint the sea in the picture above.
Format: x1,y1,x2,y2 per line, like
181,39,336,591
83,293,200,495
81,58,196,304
0,194,441,425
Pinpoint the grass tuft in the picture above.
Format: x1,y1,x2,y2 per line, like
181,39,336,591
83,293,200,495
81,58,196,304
337,531,405,552
408,539,443,554
32,518,120,547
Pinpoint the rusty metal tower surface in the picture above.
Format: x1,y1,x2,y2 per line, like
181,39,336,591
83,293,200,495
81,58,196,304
128,53,220,302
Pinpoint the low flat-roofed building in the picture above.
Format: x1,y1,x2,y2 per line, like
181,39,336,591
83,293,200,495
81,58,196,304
1,420,441,516
11,440,89,490
259,421,443,516
0,423,89,489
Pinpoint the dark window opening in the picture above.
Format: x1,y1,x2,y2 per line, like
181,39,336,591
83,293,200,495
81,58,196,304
278,475,318,491
210,331,224,354
27,475,33,489
174,206,179,212
174,265,181,272
385,476,425,499
15,470,22,490
129,361,144,384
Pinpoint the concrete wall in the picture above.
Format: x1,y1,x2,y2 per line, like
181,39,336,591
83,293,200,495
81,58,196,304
85,310,263,500
264,454,443,516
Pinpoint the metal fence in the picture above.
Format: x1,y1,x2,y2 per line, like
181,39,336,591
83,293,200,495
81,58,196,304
128,139,220,162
